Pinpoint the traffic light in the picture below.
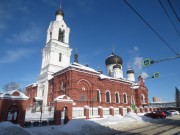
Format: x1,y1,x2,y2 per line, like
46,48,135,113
131,104,136,110
153,72,160,78
142,58,151,66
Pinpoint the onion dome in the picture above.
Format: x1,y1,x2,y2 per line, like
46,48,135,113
127,68,134,74
74,53,78,63
74,49,78,63
55,9,64,17
113,64,121,69
105,50,123,65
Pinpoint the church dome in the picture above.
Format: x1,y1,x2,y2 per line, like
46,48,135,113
55,9,64,17
113,64,121,69
127,68,134,74
105,51,123,65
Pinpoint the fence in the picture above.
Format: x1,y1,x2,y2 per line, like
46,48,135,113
72,107,85,119
103,108,110,116
89,108,99,117
114,108,119,115
24,106,54,127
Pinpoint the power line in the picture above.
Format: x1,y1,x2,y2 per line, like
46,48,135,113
159,0,180,37
167,0,180,22
123,0,178,55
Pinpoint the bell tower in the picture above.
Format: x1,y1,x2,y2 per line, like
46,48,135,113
37,4,72,105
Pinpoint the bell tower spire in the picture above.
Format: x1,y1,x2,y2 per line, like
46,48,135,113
74,48,79,63
37,2,72,106
60,0,62,10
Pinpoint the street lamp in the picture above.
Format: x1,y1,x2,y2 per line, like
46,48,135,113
40,101,43,124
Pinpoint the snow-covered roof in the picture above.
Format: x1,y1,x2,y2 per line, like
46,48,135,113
70,62,99,73
34,97,43,101
54,62,135,85
131,84,139,89
150,101,176,104
54,95,73,102
0,90,29,100
99,74,111,79
99,74,134,85
26,82,37,88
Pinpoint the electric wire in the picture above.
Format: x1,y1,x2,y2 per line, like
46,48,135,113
167,0,180,22
123,0,178,55
159,0,180,37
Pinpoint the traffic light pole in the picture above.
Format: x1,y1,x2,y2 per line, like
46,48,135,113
143,55,180,66
150,55,180,64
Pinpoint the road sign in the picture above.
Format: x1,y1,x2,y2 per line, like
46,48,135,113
131,104,136,110
153,72,160,78
142,58,151,66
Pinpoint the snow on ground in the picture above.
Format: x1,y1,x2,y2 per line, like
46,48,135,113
0,121,30,135
0,113,162,135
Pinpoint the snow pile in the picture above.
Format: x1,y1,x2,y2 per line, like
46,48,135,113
0,121,30,135
58,119,117,135
90,115,123,126
0,113,165,135
124,112,143,121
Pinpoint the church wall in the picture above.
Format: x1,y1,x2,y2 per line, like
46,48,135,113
48,69,148,109
134,86,148,108
26,85,37,106
0,99,28,126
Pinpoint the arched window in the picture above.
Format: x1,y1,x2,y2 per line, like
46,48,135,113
115,92,120,103
131,96,135,105
97,90,101,102
61,81,66,94
58,28,64,42
106,91,111,103
141,94,145,103
123,93,127,104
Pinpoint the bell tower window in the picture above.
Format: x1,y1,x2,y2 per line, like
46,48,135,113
59,53,62,62
50,32,52,39
58,28,64,42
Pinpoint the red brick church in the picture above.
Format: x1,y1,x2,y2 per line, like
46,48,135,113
0,4,150,126
26,5,149,124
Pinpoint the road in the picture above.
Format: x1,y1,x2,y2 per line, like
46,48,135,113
111,115,180,135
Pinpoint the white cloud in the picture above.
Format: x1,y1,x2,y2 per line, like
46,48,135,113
133,56,143,70
6,26,42,44
0,0,30,33
134,46,139,51
127,47,150,80
128,46,139,55
0,49,35,64
20,73,38,88
132,56,149,80
141,72,149,79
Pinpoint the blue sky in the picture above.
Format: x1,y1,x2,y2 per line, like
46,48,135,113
0,0,179,102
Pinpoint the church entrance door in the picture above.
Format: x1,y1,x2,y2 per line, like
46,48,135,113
7,105,18,124
61,107,69,125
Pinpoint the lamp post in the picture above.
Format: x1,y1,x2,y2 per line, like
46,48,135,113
40,101,43,124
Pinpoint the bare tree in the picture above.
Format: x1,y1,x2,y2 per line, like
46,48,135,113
3,82,21,91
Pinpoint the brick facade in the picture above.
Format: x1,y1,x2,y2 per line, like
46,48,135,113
26,65,148,109
0,90,29,126
45,67,149,109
